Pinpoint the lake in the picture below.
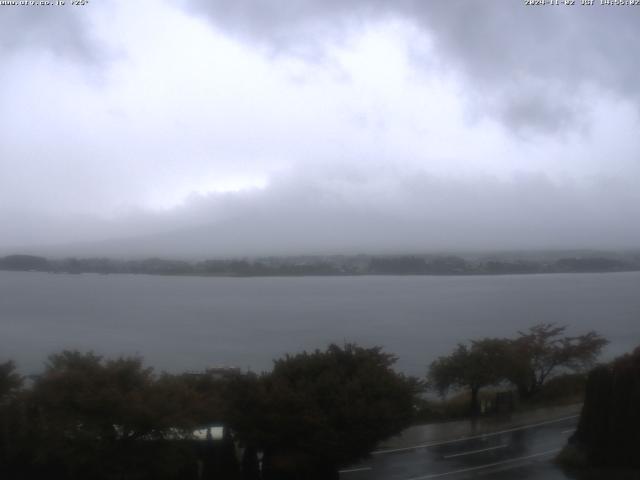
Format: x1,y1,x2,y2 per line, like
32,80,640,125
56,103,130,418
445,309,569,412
1,271,639,376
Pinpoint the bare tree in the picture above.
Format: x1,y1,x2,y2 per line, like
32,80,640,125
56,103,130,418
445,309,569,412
507,323,608,399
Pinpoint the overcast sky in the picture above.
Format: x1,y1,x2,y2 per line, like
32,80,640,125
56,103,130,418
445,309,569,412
1,0,639,255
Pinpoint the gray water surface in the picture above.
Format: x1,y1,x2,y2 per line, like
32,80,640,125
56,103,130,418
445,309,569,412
1,271,639,375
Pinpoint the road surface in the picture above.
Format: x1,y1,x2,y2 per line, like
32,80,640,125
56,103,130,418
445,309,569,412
340,415,578,480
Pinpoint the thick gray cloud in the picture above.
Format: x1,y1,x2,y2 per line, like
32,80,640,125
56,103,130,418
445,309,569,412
184,0,393,55
186,0,640,132
0,4,102,62
410,2,640,132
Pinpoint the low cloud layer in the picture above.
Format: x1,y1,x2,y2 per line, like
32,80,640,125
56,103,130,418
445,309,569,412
8,168,639,258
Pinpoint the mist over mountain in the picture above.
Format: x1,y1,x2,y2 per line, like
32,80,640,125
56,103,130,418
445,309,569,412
4,168,639,259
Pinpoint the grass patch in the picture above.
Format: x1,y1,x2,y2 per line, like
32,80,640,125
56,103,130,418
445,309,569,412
414,374,587,423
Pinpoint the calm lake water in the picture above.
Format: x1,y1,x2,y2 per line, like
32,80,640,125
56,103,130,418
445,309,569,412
1,271,639,376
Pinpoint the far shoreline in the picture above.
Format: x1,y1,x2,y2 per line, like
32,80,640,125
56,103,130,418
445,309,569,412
2,252,640,278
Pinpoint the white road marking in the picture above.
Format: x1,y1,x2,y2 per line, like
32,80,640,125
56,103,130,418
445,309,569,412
403,448,561,480
442,443,508,459
372,415,578,455
561,429,574,434
338,466,372,474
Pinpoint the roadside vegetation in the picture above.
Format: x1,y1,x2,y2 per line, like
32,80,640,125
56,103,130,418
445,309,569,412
0,324,610,479
426,323,607,418
0,344,418,480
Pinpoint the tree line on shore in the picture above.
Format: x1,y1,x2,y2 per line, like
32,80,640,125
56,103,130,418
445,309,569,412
1,252,639,277
0,324,610,479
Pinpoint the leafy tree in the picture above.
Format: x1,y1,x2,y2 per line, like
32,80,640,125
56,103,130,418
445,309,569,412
34,351,158,441
569,345,640,468
0,360,23,475
225,343,420,480
507,323,608,399
0,361,22,403
152,372,226,431
428,338,509,416
26,351,218,479
24,352,152,478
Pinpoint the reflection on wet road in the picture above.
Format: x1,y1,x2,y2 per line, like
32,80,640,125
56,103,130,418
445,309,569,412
340,416,577,480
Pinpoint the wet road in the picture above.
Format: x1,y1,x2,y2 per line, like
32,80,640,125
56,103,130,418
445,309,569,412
340,416,578,480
